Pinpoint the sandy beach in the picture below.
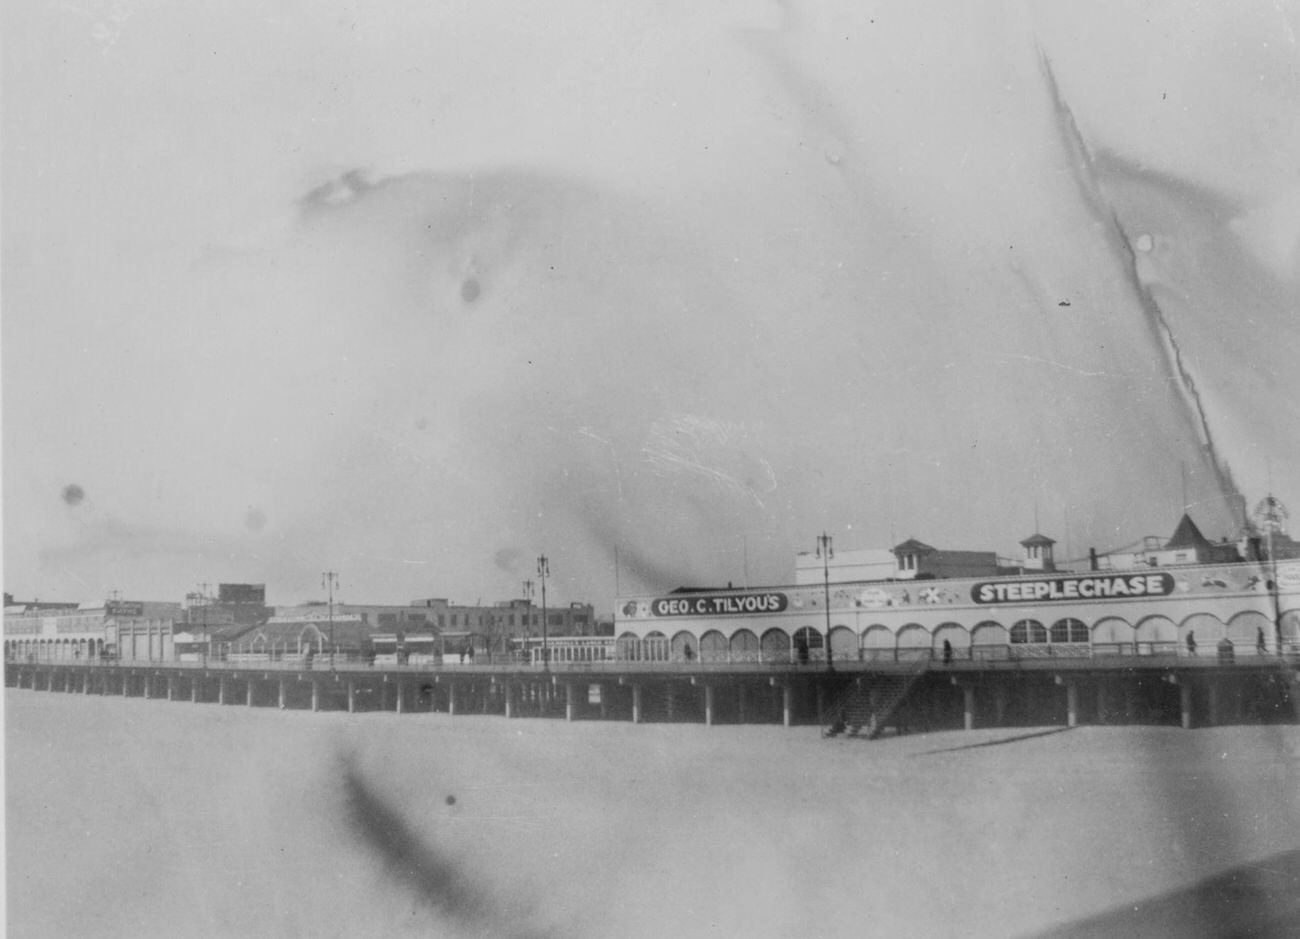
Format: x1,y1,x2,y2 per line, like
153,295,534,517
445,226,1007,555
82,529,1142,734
6,688,1300,937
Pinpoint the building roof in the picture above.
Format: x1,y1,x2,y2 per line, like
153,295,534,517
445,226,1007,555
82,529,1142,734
1019,533,1056,547
893,538,936,554
1165,514,1212,550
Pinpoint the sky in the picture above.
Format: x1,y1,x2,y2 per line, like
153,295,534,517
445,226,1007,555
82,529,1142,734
4,0,1299,613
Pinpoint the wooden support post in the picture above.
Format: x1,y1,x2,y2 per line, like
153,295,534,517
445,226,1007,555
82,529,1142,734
1096,681,1109,725
599,685,608,720
396,682,405,715
1123,681,1138,722
247,679,255,707
1180,681,1194,730
738,684,747,724
311,679,320,712
963,684,976,731
704,685,715,726
218,676,228,705
783,683,793,728
347,681,356,713
1066,682,1079,728
167,676,176,702
666,682,676,722
279,678,287,710
123,673,131,698
632,684,643,724
448,682,458,716
143,674,152,700
83,672,92,695
1207,679,1220,727
566,682,577,722
380,681,389,712
192,677,200,703
504,683,514,719
994,684,1008,726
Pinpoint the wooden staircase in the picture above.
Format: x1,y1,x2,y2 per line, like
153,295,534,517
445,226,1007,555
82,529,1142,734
823,664,930,739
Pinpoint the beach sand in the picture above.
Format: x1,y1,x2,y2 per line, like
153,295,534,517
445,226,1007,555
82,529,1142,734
6,688,1299,937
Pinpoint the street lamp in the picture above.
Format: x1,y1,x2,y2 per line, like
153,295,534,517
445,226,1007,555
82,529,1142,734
537,555,550,670
816,532,835,672
522,580,535,661
1254,495,1289,655
322,571,340,670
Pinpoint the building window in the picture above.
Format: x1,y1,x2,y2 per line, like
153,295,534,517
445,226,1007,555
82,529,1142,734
1010,619,1047,643
1051,618,1088,643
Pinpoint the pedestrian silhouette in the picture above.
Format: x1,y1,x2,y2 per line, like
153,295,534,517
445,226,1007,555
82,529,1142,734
1256,626,1267,655
1186,631,1197,656
942,639,953,665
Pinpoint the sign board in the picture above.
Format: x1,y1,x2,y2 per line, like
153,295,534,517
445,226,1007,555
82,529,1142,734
219,583,266,604
971,572,1176,605
649,592,788,617
105,601,145,617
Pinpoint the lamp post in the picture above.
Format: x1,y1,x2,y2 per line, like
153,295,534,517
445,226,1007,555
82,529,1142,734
322,571,340,670
816,532,835,672
522,580,535,662
537,555,550,670
1254,495,1289,655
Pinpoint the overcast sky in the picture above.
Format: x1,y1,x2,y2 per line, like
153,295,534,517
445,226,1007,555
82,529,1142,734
4,1,1298,611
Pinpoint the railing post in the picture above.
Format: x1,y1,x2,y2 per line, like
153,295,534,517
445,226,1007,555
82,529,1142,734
704,685,715,726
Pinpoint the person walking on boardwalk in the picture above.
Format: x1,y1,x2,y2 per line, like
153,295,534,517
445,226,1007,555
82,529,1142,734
1257,626,1267,655
1186,631,1197,656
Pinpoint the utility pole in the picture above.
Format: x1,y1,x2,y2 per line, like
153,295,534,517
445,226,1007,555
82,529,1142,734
816,532,835,672
537,555,550,671
322,571,340,670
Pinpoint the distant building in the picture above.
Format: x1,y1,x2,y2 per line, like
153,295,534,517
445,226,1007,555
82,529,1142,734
4,599,182,662
892,538,1002,580
1092,514,1244,570
795,548,897,585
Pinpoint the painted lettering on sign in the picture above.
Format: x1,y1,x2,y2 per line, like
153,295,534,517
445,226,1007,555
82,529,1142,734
651,593,788,616
970,573,1175,604
105,601,145,617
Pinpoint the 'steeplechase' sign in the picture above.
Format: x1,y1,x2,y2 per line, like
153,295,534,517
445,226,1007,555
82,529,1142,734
970,572,1176,605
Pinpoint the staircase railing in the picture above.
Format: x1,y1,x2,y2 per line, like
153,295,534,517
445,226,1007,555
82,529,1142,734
822,661,930,739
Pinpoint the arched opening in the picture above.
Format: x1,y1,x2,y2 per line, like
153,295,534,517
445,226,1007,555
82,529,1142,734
829,625,858,661
1178,612,1225,651
1281,610,1300,653
896,624,931,661
932,623,969,662
671,630,697,662
1091,617,1135,653
643,631,669,662
971,621,1008,660
1226,610,1272,654
1010,619,1047,644
861,625,894,661
616,632,641,661
729,629,760,662
699,630,728,662
1134,616,1178,654
791,626,822,665
760,628,790,663
1050,618,1088,644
